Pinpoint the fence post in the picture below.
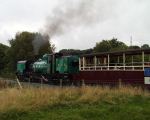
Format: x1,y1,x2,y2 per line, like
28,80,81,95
41,78,43,88
108,54,110,70
16,77,22,89
119,78,122,88
60,79,63,87
82,79,85,86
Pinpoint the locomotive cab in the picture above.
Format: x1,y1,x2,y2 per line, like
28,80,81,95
56,56,79,74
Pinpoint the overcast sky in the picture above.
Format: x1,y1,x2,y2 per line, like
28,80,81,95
0,0,150,51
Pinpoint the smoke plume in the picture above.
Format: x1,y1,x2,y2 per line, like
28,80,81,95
32,33,49,54
33,0,116,53
44,0,116,37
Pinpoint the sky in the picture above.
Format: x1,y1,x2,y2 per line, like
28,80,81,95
0,0,150,51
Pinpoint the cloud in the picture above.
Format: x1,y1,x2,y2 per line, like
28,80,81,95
0,0,58,45
44,0,117,37
43,0,118,50
48,0,150,50
0,0,150,50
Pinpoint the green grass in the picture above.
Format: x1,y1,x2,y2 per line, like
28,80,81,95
0,86,149,120
0,97,150,120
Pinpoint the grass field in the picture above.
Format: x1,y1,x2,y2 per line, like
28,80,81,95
0,85,150,120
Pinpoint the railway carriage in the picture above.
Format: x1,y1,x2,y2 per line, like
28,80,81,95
72,48,150,88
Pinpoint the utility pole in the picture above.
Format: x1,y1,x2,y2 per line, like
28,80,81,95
130,36,133,47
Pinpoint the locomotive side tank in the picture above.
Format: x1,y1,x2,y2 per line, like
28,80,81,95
32,54,52,74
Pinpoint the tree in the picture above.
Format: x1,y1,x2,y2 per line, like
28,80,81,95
59,49,81,55
32,33,55,55
59,48,93,55
8,31,54,71
94,38,128,53
38,41,52,55
35,33,55,56
128,45,140,50
109,38,128,51
0,43,9,73
94,40,110,52
141,44,150,62
81,49,93,54
141,44,149,49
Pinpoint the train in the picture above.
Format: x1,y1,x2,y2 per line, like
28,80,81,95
16,53,79,84
16,48,150,88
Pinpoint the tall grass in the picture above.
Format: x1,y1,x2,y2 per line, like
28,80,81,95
0,80,14,89
0,86,149,112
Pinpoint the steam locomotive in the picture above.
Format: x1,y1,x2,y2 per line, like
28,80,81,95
16,53,79,84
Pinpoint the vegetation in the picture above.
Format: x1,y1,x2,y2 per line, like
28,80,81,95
0,44,9,74
0,32,55,77
59,38,150,55
59,48,93,55
141,44,150,49
8,32,54,71
0,86,149,120
0,33,150,78
93,38,128,52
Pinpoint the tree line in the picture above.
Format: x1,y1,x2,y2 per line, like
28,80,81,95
0,32,149,77
60,38,150,55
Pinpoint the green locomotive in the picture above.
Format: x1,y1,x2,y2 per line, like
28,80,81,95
16,53,79,84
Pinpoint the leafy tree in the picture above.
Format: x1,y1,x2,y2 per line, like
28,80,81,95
81,49,93,54
141,44,149,49
38,40,55,56
109,39,128,51
8,31,54,71
94,38,128,53
94,40,111,52
140,44,150,62
59,48,93,55
0,43,9,73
